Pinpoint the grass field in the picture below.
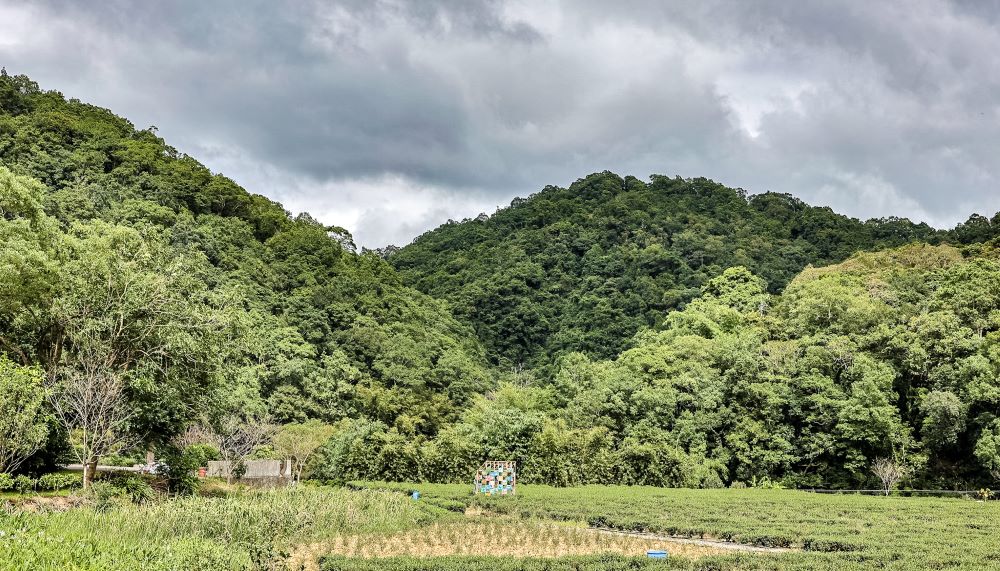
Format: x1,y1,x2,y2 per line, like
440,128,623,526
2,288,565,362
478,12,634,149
0,486,435,571
2,482,999,570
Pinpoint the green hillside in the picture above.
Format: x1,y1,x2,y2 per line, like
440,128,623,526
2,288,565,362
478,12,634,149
0,70,488,447
391,172,998,370
345,244,1000,488
2,71,1000,489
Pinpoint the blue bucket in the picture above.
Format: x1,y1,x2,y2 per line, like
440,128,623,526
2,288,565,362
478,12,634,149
646,550,669,559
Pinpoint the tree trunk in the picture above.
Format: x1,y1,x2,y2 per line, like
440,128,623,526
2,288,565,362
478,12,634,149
83,458,98,489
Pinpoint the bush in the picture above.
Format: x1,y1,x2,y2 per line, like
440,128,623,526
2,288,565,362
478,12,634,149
0,473,13,491
94,472,157,504
155,445,202,496
184,443,220,467
310,420,421,485
749,475,785,489
38,472,82,491
13,474,36,494
249,444,278,460
87,481,121,512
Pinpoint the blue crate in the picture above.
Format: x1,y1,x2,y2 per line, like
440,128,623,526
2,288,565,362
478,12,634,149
646,550,669,559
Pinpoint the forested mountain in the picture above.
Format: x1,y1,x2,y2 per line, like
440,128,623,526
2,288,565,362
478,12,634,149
2,70,1000,490
542,244,1000,488
391,173,1000,370
0,70,488,452
328,244,1000,489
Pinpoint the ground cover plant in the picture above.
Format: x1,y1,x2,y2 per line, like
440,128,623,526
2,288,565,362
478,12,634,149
8,479,999,570
361,482,1000,570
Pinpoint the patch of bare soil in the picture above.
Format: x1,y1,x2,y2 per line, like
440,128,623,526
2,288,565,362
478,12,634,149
3,494,86,513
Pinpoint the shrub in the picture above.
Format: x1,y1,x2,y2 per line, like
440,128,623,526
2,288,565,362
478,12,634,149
120,477,157,504
0,358,49,475
249,444,278,460
0,472,13,491
13,474,36,493
38,472,82,491
750,475,784,489
94,472,157,504
184,443,220,467
102,453,142,467
87,481,121,512
311,420,421,485
155,445,202,496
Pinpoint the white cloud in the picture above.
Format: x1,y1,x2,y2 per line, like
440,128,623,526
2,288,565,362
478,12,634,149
814,172,934,225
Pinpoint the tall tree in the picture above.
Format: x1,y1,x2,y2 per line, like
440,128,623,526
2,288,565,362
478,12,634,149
0,358,49,473
45,223,226,485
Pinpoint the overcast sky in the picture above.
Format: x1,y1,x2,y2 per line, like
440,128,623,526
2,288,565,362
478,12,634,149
2,1,999,247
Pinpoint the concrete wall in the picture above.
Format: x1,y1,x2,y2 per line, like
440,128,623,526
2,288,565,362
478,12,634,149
206,459,291,479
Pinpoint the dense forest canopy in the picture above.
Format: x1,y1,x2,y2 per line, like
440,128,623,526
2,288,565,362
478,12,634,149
391,172,1000,371
2,70,1000,489
314,244,1000,489
0,69,489,454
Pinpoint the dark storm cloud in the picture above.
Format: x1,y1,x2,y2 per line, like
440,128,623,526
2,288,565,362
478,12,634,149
1,0,999,246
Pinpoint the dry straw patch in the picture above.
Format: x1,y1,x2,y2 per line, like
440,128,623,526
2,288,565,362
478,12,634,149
288,518,731,570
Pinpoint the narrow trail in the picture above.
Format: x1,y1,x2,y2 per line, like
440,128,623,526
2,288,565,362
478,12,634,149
588,527,796,553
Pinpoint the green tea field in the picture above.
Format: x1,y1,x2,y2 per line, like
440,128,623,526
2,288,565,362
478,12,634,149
352,482,1000,570
2,482,999,570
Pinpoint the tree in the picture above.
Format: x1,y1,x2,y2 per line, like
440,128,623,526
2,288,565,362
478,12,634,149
48,360,135,488
10,70,1000,492
836,356,912,476
273,420,336,482
211,414,276,484
920,391,967,450
974,421,1000,482
390,171,945,369
871,457,909,496
0,166,60,365
0,358,49,473
45,223,225,486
